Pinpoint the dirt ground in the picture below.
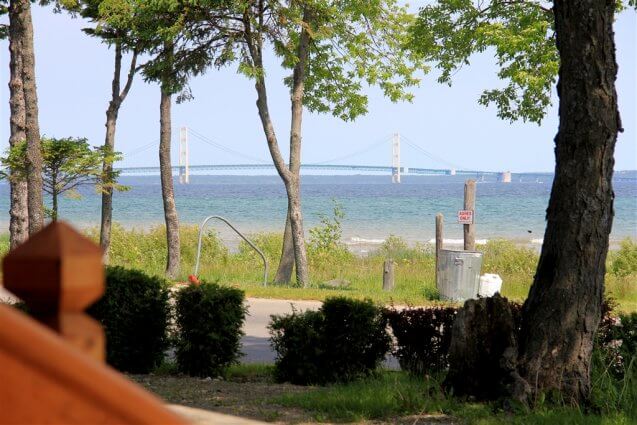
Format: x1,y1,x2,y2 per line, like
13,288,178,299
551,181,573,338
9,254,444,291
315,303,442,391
131,374,455,424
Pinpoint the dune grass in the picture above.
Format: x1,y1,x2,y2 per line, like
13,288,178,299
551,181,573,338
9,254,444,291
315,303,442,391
1,224,635,311
80,224,637,311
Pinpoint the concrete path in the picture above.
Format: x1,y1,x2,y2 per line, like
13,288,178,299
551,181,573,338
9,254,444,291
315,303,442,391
241,298,322,364
241,297,399,369
2,287,393,367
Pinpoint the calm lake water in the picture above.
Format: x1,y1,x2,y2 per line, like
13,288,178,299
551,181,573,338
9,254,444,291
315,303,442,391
1,172,635,249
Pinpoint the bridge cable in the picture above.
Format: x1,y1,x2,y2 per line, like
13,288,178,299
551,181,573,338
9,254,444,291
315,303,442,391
308,134,393,165
400,135,464,170
122,139,160,158
188,128,271,164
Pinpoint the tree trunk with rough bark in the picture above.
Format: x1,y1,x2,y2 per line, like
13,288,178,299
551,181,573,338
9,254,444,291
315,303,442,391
99,43,137,259
7,0,28,248
159,84,181,279
274,212,294,283
51,190,58,222
285,18,311,285
516,0,620,405
16,0,43,234
285,177,309,285
243,9,312,286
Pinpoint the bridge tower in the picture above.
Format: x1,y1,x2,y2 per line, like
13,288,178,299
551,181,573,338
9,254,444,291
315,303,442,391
179,126,189,184
391,133,401,184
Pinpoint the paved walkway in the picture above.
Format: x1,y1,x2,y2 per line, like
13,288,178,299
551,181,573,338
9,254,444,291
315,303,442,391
241,298,322,364
2,287,320,364
2,287,393,366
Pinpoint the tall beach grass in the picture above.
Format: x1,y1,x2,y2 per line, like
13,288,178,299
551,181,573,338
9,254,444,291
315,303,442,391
0,224,634,310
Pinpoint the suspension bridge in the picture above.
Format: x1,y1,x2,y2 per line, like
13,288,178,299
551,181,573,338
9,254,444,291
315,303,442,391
117,127,512,183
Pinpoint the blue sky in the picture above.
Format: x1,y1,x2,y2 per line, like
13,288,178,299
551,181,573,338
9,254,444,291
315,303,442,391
0,5,635,173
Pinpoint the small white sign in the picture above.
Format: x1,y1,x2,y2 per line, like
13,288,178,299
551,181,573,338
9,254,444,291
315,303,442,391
458,210,474,224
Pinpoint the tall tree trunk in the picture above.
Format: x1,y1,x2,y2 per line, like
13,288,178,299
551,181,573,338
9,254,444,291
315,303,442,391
51,191,58,222
16,0,43,234
242,8,311,286
517,0,620,405
274,212,294,283
7,0,28,248
285,12,312,286
284,178,309,285
99,43,137,259
159,84,181,279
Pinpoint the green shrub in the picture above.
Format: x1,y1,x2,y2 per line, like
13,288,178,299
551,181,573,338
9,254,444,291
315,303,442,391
236,232,283,264
308,200,353,265
88,266,170,373
175,282,247,377
86,224,228,280
479,239,538,275
384,306,458,375
269,297,391,385
269,309,326,384
586,299,637,417
598,307,637,379
610,239,637,277
372,235,432,261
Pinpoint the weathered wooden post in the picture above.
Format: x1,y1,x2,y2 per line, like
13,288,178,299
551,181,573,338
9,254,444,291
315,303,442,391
0,221,189,424
383,260,395,291
435,213,444,287
463,179,476,251
3,221,105,361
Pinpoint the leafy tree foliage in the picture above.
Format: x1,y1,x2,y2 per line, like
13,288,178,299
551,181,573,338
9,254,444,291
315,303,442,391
218,0,423,120
408,0,635,124
409,0,558,124
1,137,123,220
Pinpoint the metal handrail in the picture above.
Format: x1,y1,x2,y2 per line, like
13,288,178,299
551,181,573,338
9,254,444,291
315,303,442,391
194,215,269,286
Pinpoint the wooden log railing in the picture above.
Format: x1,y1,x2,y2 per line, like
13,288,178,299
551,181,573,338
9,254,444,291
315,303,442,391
0,221,186,424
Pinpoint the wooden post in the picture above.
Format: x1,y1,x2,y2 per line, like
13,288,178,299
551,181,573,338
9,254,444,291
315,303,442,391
0,221,189,424
2,221,105,361
435,213,444,287
464,179,476,251
383,260,395,291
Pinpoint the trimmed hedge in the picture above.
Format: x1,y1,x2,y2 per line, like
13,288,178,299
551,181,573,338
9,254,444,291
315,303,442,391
269,297,391,385
384,306,458,375
175,282,246,377
385,301,523,377
88,266,170,373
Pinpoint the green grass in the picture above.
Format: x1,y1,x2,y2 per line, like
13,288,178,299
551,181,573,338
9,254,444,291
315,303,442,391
1,225,635,311
0,234,9,255
274,371,448,422
273,370,636,424
225,363,275,382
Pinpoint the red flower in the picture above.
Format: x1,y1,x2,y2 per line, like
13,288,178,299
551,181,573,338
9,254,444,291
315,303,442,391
188,274,200,285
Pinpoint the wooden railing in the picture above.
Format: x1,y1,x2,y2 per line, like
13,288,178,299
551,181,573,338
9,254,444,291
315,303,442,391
0,221,186,424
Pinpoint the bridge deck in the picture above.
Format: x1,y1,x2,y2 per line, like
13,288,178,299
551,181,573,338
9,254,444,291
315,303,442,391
116,164,499,176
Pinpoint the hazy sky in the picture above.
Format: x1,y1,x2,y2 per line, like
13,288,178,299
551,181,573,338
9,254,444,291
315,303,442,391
0,5,635,173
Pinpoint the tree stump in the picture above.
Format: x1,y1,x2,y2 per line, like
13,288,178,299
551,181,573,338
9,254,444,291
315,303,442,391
444,294,529,401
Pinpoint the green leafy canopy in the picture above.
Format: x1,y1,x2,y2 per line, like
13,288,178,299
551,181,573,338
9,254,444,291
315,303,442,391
166,0,429,121
278,0,426,121
408,0,558,124
408,0,636,124
0,137,127,219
